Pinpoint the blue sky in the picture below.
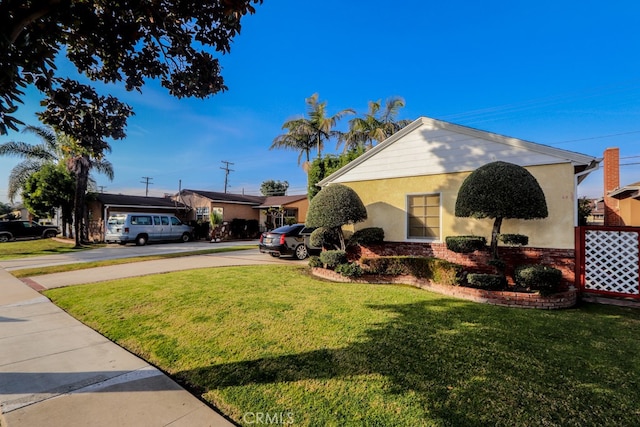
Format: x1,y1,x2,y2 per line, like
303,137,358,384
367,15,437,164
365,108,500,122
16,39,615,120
2,0,640,204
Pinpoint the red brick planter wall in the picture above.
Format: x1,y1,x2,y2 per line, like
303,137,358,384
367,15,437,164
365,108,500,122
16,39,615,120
312,268,577,309
348,242,576,289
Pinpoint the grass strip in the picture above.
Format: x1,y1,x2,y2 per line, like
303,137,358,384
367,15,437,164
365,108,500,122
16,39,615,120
10,245,256,278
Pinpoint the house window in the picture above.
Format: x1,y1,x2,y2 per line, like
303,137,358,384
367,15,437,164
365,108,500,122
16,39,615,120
196,207,210,221
407,194,441,240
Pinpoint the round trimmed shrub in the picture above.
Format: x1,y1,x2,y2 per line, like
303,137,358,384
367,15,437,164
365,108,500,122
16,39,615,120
349,227,384,246
308,256,322,268
320,250,347,268
515,265,562,295
306,184,367,228
335,262,363,278
445,235,487,253
310,227,340,249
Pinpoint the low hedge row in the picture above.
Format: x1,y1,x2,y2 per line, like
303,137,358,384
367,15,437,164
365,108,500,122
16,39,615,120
360,256,463,286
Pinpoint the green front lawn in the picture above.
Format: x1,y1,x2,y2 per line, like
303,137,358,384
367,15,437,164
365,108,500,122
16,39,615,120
0,238,87,260
44,265,640,426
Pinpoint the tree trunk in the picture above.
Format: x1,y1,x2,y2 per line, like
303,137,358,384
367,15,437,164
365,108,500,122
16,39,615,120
490,216,503,260
71,155,90,248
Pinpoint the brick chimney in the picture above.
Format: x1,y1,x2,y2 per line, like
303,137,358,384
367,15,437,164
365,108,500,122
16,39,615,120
603,147,622,226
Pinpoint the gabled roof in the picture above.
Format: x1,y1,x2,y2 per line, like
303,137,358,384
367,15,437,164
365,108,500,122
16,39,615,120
319,116,601,186
255,194,308,209
95,193,188,209
181,189,265,205
609,181,640,200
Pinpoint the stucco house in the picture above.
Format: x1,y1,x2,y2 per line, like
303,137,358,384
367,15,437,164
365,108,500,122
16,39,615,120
318,117,600,251
175,189,309,231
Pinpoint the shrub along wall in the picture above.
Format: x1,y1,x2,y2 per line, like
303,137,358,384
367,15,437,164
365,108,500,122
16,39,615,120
349,242,575,290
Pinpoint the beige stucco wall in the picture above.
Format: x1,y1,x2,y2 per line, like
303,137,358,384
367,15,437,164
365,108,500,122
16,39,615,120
178,193,260,222
288,198,309,223
619,198,640,226
340,163,577,249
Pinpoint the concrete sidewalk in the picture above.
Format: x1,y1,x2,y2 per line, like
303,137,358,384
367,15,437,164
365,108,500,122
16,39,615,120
1,255,280,426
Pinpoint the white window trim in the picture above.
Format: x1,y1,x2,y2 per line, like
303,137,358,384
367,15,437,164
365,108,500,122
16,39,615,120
405,192,442,243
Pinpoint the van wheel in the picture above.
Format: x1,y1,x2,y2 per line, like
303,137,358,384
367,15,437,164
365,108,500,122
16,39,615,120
135,235,148,246
0,234,10,243
181,233,191,243
44,230,57,239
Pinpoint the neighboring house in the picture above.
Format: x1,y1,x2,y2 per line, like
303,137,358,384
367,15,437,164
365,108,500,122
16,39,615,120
586,199,605,225
603,147,640,226
175,189,309,231
318,116,600,250
87,193,190,242
256,194,309,229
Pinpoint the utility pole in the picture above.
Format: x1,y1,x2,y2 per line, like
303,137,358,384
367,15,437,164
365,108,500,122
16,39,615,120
141,176,153,196
220,161,234,193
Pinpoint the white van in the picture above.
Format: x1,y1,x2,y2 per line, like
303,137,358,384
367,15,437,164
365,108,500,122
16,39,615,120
105,213,193,246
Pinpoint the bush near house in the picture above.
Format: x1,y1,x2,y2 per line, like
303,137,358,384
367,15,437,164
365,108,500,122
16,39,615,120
319,250,347,268
445,235,487,253
361,256,462,286
515,265,562,295
348,227,384,246
467,273,507,290
499,233,529,246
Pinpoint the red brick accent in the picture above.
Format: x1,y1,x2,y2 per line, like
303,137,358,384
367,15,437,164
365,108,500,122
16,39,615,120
603,147,622,226
311,268,577,309
348,242,575,289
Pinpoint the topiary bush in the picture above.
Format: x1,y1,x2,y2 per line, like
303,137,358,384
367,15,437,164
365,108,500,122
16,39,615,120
335,262,364,278
515,265,562,295
360,256,462,286
308,256,322,268
499,233,529,246
349,227,384,246
320,250,347,268
310,227,340,249
466,273,507,290
445,235,487,253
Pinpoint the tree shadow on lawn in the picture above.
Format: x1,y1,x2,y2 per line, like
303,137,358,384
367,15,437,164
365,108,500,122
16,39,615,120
177,301,640,426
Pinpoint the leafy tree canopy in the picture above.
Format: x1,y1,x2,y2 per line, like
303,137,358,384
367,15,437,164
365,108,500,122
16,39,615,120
260,180,289,196
22,162,75,220
454,161,548,259
0,0,263,134
306,184,367,250
307,147,365,199
455,161,548,220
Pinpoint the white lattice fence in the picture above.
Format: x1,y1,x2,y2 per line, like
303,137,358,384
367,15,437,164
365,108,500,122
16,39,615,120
583,229,640,296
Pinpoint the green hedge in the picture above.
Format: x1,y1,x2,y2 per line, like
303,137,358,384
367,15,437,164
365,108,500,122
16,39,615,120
515,265,562,295
466,273,507,290
348,227,384,246
335,262,364,278
320,250,347,268
360,256,462,286
499,233,529,246
445,235,487,253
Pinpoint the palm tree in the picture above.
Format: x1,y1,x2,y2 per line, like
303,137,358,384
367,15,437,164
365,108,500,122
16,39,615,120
272,93,354,164
339,96,411,152
270,118,316,167
0,125,114,238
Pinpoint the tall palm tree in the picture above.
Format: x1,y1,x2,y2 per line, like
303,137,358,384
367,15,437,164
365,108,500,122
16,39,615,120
272,93,354,164
270,118,315,166
0,125,114,238
304,93,354,158
339,96,412,152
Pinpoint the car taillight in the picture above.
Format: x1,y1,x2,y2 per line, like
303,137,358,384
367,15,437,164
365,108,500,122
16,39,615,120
124,227,129,233
279,234,286,245
259,234,263,243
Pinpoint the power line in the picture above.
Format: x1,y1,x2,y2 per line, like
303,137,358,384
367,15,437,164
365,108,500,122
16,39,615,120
140,176,153,197
220,161,234,193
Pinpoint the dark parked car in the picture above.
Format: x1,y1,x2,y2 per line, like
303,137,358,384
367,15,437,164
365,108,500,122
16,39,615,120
0,220,60,242
259,224,319,260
